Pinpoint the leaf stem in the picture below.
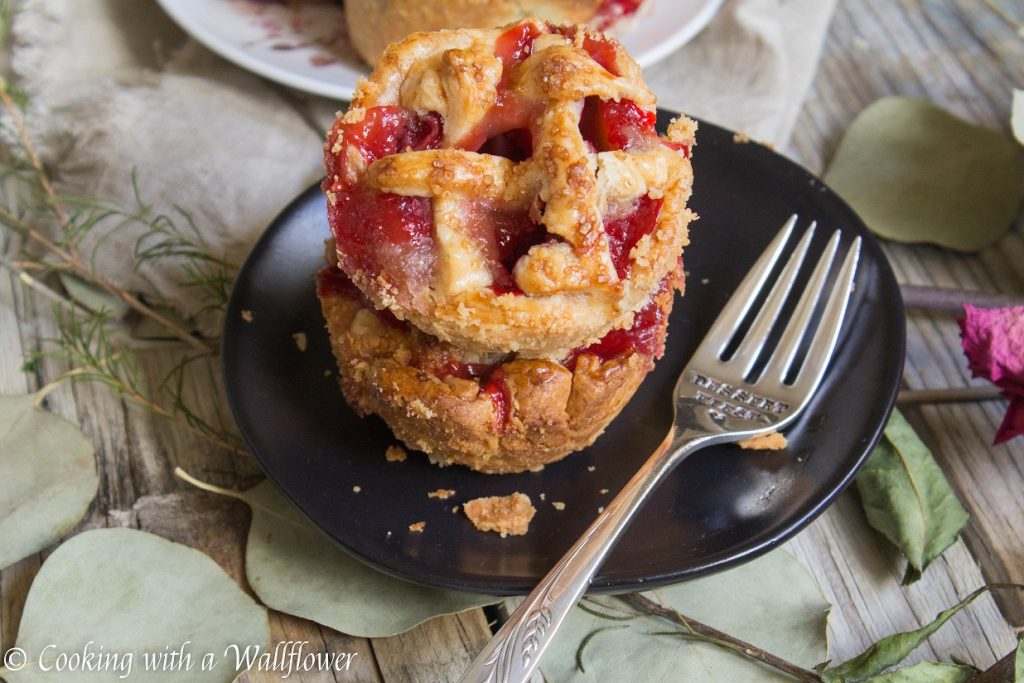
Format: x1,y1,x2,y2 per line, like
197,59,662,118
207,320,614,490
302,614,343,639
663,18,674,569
618,593,821,682
32,367,88,406
174,467,246,501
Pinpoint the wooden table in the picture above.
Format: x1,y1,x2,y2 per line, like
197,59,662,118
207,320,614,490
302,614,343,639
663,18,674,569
2,0,1022,680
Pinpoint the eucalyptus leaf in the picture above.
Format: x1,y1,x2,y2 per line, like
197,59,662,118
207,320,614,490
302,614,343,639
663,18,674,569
58,272,130,318
0,389,98,571
824,96,1024,252
1016,637,1023,682
855,409,968,584
1013,89,1024,146
213,478,500,637
5,528,269,683
864,660,974,682
820,584,1019,683
539,549,829,682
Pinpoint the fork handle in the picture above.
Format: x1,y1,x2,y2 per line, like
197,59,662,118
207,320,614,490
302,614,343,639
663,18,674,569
459,427,712,683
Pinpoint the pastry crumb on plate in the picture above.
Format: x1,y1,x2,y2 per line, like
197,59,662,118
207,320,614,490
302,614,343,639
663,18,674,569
385,445,407,462
464,493,536,537
408,521,426,533
737,431,788,451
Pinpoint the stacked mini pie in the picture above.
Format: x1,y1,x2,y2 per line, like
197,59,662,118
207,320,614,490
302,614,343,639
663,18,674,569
345,0,651,64
318,18,696,473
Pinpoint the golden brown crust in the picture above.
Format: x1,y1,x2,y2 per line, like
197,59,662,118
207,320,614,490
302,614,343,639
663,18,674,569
345,0,603,65
326,19,696,359
317,265,682,473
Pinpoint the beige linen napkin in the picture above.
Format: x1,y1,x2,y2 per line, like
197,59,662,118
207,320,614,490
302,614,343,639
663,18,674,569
5,0,836,325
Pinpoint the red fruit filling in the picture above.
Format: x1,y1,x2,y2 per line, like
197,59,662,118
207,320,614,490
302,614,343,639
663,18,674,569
458,23,546,152
494,21,545,83
579,97,657,152
593,0,645,31
564,275,674,370
555,24,620,75
481,369,511,431
604,194,663,278
461,201,548,294
478,128,533,162
324,106,444,301
316,265,406,329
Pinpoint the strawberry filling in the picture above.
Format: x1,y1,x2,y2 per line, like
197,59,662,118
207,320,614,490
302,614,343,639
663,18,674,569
555,24,621,75
564,274,674,370
593,0,645,31
604,195,663,278
324,107,444,303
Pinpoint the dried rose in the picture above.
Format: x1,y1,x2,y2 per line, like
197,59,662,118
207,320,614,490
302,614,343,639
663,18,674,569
958,304,1024,444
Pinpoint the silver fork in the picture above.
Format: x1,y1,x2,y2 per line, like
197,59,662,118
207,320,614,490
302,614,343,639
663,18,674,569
459,215,862,683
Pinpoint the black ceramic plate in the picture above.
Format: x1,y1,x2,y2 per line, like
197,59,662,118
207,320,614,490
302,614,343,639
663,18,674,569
223,113,905,595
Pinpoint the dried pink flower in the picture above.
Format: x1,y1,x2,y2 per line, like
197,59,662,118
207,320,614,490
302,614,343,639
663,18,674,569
958,304,1024,444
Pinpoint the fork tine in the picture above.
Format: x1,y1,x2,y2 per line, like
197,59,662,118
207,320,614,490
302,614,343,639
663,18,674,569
759,230,841,384
731,223,816,375
693,214,798,361
790,237,861,396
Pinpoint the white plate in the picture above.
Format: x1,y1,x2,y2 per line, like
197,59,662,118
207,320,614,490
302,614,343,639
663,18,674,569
156,0,724,100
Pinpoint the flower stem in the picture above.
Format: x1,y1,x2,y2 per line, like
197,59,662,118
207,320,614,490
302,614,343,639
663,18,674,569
898,386,1005,405
900,284,1024,313
618,593,821,682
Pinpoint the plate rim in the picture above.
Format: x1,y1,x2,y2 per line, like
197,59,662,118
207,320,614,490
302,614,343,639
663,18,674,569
222,114,906,596
155,0,725,99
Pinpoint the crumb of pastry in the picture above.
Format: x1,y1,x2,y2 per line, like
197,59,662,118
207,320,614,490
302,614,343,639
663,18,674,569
599,488,609,495
737,431,788,451
408,521,425,533
241,310,254,323
293,332,308,351
324,369,333,377
733,132,751,144
552,501,566,511
463,493,536,537
386,530,392,539
587,465,596,472
598,506,605,513
539,493,546,501
451,505,460,514
385,445,408,462
352,485,362,493
428,488,455,500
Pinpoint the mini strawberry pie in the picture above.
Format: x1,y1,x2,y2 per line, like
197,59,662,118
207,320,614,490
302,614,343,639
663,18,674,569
318,18,694,472
345,1,651,66
323,18,695,358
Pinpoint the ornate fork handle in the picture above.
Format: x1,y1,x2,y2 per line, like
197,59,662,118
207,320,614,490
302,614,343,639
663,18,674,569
459,425,717,683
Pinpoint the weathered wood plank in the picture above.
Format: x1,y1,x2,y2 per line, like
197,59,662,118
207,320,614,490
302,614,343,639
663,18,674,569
786,0,1024,654
4,1,1024,680
371,611,493,683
